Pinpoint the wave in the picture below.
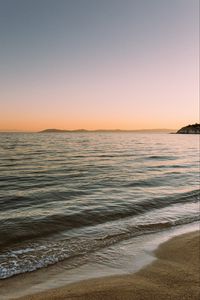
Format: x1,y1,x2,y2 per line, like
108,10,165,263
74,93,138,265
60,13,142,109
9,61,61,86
0,214,199,279
0,188,91,211
144,155,177,160
0,189,199,249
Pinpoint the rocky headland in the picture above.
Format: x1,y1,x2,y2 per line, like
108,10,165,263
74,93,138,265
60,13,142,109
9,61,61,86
176,123,200,134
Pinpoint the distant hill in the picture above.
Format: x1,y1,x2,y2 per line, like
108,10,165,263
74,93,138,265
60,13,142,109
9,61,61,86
176,123,200,134
39,129,87,133
39,128,175,133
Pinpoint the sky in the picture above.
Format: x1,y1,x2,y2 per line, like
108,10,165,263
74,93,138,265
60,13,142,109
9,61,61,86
0,0,199,131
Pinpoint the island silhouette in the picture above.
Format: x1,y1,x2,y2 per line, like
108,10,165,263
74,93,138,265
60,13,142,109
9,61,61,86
176,123,200,134
39,124,200,134
39,128,175,133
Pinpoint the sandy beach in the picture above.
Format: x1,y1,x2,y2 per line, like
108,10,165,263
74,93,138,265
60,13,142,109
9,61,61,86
16,230,200,300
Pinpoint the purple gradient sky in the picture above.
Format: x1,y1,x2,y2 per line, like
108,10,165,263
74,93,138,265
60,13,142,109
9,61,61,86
0,0,199,131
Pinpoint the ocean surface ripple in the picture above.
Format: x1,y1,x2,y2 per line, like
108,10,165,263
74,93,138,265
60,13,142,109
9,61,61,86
0,132,199,279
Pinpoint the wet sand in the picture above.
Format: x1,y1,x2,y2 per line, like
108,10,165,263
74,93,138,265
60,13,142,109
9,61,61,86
16,230,200,300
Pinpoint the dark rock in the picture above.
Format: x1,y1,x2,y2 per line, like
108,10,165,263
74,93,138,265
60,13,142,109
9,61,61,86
176,123,200,134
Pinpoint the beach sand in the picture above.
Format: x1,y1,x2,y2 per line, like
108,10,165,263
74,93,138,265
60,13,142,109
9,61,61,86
16,231,200,300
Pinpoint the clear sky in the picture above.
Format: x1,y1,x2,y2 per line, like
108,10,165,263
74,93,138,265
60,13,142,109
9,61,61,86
0,0,199,131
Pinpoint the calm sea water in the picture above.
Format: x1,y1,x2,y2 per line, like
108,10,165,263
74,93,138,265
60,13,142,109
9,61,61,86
0,132,199,279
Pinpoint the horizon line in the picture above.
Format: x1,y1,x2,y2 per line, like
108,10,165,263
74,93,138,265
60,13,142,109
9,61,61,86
0,128,177,133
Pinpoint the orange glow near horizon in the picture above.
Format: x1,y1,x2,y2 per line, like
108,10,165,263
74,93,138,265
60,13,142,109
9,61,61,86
1,65,198,132
0,1,199,132
0,114,196,132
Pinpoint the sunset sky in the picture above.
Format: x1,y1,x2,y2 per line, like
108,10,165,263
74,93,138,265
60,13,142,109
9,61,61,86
0,0,199,131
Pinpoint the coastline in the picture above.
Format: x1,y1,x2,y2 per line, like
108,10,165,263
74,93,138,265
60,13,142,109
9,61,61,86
16,230,200,300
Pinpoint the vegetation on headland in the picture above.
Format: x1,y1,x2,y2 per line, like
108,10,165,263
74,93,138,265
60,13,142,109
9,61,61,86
176,123,200,134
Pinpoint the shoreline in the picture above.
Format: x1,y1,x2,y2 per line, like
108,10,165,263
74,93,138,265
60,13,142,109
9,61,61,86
16,230,200,300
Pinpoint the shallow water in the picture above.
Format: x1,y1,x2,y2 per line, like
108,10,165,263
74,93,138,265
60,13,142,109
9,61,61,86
0,132,199,279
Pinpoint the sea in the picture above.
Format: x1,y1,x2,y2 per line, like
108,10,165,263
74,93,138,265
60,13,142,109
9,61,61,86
0,132,199,285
